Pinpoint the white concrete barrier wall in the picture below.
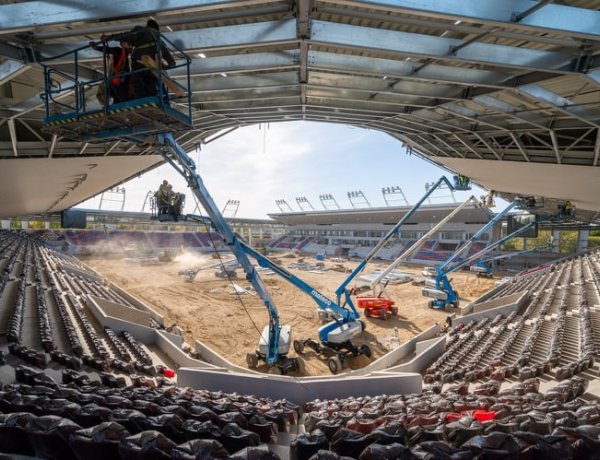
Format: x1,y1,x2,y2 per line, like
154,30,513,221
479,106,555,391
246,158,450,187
107,284,165,326
195,339,256,374
350,323,441,375
86,296,156,344
472,290,528,314
61,265,104,284
453,291,529,328
156,331,222,370
382,336,446,374
90,296,152,326
177,368,422,405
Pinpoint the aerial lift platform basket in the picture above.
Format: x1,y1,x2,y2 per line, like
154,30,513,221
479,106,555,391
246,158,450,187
40,37,192,143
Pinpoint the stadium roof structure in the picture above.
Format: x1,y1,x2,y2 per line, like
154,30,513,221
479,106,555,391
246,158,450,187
269,202,493,226
1,1,600,221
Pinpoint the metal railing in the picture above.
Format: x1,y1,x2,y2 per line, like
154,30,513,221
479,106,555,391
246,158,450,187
40,32,192,125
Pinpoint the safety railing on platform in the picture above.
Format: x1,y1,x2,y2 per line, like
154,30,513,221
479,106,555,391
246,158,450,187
40,32,193,141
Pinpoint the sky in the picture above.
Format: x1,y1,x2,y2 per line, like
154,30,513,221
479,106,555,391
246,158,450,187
79,121,503,218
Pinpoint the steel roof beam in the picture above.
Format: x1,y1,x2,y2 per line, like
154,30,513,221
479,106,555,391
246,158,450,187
7,119,17,157
473,132,502,160
309,21,577,74
509,132,531,162
0,60,30,85
38,20,299,63
453,134,483,159
470,95,550,131
321,0,600,41
518,84,600,128
549,130,561,165
438,103,509,132
431,134,465,158
170,51,300,78
317,4,582,49
297,0,312,87
394,113,473,134
594,129,600,167
309,51,512,91
40,18,583,76
32,5,290,40
0,0,273,34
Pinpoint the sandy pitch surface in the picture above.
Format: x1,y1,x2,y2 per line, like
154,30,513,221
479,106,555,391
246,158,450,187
84,252,496,376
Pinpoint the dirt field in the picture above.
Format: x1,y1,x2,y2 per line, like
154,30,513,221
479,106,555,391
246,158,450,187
84,252,496,376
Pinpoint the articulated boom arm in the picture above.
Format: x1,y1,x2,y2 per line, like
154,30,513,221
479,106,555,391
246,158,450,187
482,242,555,263
157,133,282,364
424,201,517,308
464,215,556,271
370,195,481,296
237,241,358,322
436,202,517,278
335,176,456,304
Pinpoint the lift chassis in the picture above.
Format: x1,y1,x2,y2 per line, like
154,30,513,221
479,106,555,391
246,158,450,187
293,335,371,374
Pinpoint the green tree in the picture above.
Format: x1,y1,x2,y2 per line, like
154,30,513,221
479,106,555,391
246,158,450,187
28,221,47,230
559,230,578,253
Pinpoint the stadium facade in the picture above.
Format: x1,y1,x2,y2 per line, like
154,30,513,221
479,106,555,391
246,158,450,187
268,203,496,263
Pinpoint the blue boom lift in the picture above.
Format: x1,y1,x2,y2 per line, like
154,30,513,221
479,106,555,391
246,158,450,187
39,35,370,374
469,239,556,277
421,201,518,309
422,195,569,309
39,36,305,373
333,176,473,319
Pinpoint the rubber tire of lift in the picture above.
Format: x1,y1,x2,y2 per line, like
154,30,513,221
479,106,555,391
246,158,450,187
293,340,304,354
379,310,389,320
391,307,398,316
359,344,372,358
294,356,305,374
246,353,259,369
268,366,283,375
328,356,342,374
359,320,366,332
364,309,371,318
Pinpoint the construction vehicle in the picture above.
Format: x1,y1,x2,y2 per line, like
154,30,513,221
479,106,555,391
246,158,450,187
178,258,237,282
421,201,519,309
334,176,475,319
157,249,174,263
421,200,554,310
214,269,237,279
155,134,306,374
469,239,556,278
227,240,369,374
362,195,485,317
39,38,303,374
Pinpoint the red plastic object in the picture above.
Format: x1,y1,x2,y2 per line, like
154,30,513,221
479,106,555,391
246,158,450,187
472,410,496,422
163,368,176,378
445,413,462,423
